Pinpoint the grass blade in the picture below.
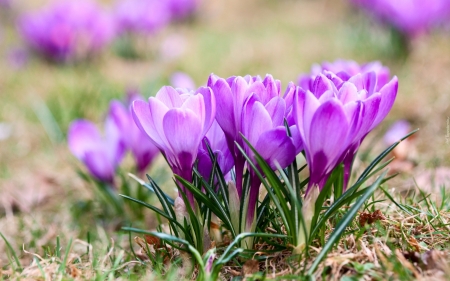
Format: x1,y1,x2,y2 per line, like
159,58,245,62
307,170,387,275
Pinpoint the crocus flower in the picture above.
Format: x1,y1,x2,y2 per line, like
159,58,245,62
68,109,126,185
208,74,299,198
209,74,301,237
351,0,450,39
18,0,115,63
132,86,216,205
242,93,298,231
167,0,199,20
298,60,390,93
294,70,398,194
114,0,170,35
108,97,159,175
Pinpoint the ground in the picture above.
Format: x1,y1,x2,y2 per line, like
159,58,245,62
1,0,450,280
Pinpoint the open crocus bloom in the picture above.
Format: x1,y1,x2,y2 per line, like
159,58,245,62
294,71,398,194
132,86,216,205
208,74,299,197
19,0,115,62
68,114,126,185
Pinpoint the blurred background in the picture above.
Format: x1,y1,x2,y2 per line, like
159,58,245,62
1,0,450,268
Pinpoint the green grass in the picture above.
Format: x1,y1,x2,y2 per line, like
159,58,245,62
1,0,450,280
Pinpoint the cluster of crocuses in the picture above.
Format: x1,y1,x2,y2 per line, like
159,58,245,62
68,93,159,186
351,0,450,39
18,0,199,62
127,59,398,235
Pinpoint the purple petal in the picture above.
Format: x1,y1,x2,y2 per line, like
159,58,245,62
255,127,296,170
308,99,349,178
155,86,183,108
264,97,286,127
196,86,216,136
210,78,235,137
302,90,321,146
312,74,334,98
132,99,168,150
243,97,272,145
68,120,101,159
371,76,398,130
84,150,115,183
338,82,359,104
163,108,202,171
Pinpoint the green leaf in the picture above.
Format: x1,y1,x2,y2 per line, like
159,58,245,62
356,129,417,182
236,138,293,237
307,170,388,275
120,194,185,231
0,232,22,271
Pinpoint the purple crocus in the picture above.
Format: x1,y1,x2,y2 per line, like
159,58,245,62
18,0,115,63
208,74,298,198
209,74,301,234
351,0,450,39
114,0,170,35
294,70,398,194
242,94,298,231
108,97,160,176
68,108,126,185
298,60,391,93
132,86,216,205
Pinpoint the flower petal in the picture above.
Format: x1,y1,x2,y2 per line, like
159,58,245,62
132,99,168,150
243,97,272,146
308,99,349,177
264,97,286,127
210,78,236,137
155,86,183,108
196,86,216,136
371,76,398,129
255,127,296,170
68,120,101,159
163,108,202,171
84,150,115,183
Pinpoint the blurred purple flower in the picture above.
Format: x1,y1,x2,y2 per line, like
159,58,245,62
114,0,170,35
384,120,411,146
294,70,398,194
132,86,216,205
170,72,196,90
299,60,390,93
18,0,115,63
68,110,126,185
351,0,450,38
197,120,234,183
109,98,160,175
167,0,198,20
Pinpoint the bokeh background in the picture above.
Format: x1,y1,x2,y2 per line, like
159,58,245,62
1,0,450,271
